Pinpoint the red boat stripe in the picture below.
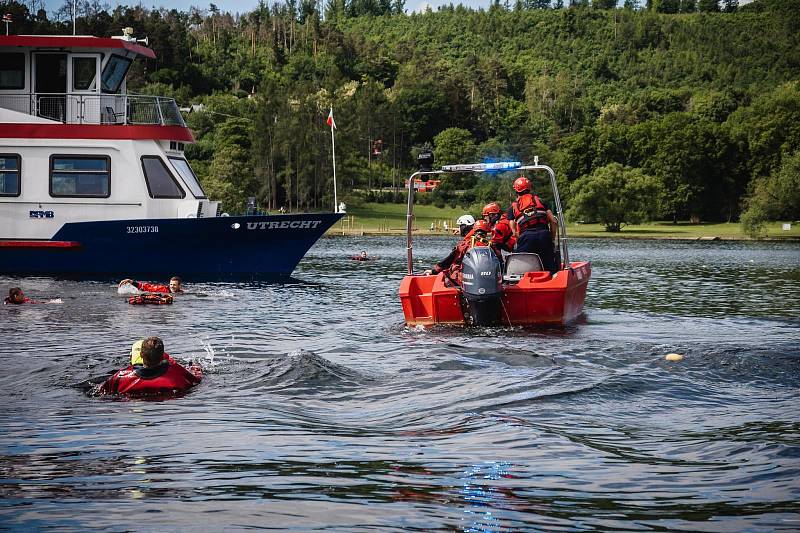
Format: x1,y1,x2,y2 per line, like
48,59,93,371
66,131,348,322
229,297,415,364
0,35,156,58
0,124,194,143
0,241,81,249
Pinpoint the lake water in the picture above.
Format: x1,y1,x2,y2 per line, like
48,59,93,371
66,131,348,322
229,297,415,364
2,236,799,531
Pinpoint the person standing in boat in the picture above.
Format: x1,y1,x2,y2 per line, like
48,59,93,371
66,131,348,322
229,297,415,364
508,176,559,273
119,276,183,294
97,336,201,397
482,202,516,253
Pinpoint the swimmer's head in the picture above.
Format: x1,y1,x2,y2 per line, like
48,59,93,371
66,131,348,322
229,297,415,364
140,336,165,368
360,251,367,258
169,277,182,293
6,287,25,304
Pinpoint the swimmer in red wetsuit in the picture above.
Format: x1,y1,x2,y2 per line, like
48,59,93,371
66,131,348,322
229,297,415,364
98,336,201,397
4,287,31,305
119,276,183,293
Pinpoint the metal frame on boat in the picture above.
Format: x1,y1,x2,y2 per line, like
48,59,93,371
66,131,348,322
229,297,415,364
399,157,591,326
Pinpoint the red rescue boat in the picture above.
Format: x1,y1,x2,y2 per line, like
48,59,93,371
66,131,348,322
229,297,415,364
399,157,591,327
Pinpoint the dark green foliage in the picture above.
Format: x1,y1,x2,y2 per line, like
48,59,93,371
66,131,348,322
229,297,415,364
2,0,798,221
567,163,664,231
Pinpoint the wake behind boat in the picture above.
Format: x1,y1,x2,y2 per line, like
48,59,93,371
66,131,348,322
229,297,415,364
0,33,341,279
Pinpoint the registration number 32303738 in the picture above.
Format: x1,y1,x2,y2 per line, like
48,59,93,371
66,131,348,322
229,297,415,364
126,226,159,234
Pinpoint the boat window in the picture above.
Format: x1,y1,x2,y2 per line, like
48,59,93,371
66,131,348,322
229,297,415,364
101,54,132,94
0,155,21,197
0,53,25,90
168,157,206,199
72,56,97,91
50,156,110,198
141,156,185,199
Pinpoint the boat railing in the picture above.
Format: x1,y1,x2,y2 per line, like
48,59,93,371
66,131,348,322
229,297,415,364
0,92,186,127
404,159,570,275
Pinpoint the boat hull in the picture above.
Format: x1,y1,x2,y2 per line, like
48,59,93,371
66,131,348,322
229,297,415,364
399,261,591,327
0,213,342,280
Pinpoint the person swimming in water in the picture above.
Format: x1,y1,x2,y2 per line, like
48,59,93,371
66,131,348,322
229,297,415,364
351,250,372,261
98,336,201,397
4,287,30,305
119,276,183,294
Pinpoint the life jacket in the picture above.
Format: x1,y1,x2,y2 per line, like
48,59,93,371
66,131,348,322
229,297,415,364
512,194,549,232
134,281,174,293
446,232,496,282
4,297,30,305
129,294,173,305
351,256,370,261
99,360,202,397
491,214,516,251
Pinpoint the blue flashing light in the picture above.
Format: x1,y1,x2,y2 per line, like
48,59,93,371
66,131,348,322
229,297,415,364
441,161,521,172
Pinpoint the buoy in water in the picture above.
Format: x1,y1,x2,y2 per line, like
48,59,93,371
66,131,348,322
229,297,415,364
665,353,684,362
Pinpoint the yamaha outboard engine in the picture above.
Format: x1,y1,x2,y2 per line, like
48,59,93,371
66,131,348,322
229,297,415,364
461,247,503,326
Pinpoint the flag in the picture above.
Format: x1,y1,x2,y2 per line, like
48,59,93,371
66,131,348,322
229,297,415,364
326,108,336,130
3,14,11,22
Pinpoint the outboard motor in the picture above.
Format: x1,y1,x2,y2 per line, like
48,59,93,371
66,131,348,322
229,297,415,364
460,247,503,326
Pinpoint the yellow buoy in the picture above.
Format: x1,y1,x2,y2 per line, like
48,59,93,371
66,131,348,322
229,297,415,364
665,353,684,362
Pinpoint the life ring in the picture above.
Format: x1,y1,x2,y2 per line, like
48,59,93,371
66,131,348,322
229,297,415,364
128,294,173,305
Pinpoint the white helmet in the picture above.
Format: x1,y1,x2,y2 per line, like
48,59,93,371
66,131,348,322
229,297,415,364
456,214,475,227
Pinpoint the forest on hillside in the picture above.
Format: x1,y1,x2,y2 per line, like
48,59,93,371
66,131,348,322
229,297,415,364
2,0,799,233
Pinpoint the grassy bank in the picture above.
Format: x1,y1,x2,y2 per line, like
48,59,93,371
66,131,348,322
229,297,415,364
328,203,800,240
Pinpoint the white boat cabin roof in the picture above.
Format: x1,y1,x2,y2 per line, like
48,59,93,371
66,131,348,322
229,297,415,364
0,33,185,129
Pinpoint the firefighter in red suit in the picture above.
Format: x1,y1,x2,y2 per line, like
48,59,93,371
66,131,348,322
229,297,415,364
507,176,559,273
426,214,476,276
119,276,183,293
482,202,516,253
98,336,201,397
426,220,498,283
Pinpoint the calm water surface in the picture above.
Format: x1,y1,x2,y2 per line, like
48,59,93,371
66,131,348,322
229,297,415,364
2,237,799,531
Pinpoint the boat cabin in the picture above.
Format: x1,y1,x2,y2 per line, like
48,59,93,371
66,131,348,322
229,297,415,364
0,32,178,125
0,32,218,241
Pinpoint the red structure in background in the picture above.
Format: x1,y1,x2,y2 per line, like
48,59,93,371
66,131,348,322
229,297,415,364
405,178,441,192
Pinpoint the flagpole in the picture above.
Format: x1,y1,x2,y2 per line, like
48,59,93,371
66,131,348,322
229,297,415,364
330,108,338,213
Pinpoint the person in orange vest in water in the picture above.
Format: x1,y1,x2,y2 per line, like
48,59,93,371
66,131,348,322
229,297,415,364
507,176,559,273
4,287,31,305
119,276,183,294
98,336,201,397
482,202,516,253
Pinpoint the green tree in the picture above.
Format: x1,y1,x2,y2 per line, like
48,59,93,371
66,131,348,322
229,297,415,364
434,128,478,165
740,150,800,236
567,163,664,232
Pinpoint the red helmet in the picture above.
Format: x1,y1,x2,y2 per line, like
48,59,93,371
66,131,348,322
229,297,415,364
513,176,531,193
473,220,491,234
482,202,501,217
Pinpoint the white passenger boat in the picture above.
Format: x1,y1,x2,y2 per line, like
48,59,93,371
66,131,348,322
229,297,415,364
0,32,340,279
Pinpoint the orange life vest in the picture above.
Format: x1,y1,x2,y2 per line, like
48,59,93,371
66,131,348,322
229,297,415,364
512,194,549,232
129,294,173,305
491,214,516,251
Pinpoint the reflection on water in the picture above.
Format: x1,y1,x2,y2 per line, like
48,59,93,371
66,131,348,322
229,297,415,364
1,237,799,531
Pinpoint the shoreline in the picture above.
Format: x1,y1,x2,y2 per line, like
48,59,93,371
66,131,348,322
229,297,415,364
325,228,800,242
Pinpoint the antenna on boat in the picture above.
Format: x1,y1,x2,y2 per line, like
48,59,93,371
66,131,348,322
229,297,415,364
2,13,11,36
72,0,76,35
